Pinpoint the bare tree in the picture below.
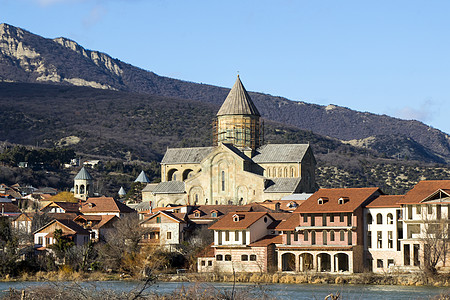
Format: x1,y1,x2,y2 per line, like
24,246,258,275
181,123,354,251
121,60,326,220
420,209,450,275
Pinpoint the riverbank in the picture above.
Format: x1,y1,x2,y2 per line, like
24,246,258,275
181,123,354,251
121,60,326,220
2,270,449,287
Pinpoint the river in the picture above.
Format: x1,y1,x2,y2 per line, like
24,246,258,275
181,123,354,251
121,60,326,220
0,281,448,299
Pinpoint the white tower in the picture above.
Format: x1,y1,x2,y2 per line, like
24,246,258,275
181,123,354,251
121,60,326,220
74,166,93,200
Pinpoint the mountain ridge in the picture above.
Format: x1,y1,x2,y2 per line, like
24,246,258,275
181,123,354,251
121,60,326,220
1,23,450,163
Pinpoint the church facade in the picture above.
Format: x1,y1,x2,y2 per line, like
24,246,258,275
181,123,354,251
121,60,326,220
143,76,317,208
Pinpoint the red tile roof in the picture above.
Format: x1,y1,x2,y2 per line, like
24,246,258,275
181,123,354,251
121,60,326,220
295,187,381,213
249,235,282,247
366,195,403,208
209,212,271,230
399,180,450,204
275,213,302,231
80,197,135,214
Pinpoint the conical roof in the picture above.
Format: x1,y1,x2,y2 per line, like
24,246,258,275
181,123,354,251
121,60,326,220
134,170,150,183
217,75,260,117
74,167,93,180
118,186,126,196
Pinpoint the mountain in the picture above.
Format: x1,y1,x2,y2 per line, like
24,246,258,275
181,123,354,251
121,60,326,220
1,23,450,163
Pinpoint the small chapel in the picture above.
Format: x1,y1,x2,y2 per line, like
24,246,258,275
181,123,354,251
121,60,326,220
143,76,318,208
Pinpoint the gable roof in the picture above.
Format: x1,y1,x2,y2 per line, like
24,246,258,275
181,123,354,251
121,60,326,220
143,211,186,224
209,212,272,230
249,235,283,247
151,181,185,194
366,195,403,208
253,144,311,163
41,201,80,213
94,215,119,229
217,75,260,117
264,178,301,193
35,219,90,235
275,213,302,231
80,197,135,214
74,167,93,180
296,187,381,213
399,180,450,204
161,147,214,164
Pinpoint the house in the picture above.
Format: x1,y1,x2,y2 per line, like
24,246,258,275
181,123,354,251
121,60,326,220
12,212,34,235
143,76,317,208
73,214,119,241
276,187,382,273
0,202,21,217
365,195,404,272
140,211,188,250
40,201,80,214
80,197,136,218
397,180,450,271
33,219,90,249
199,211,289,273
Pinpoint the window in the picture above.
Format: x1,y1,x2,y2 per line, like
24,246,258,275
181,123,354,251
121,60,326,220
225,255,231,261
387,259,394,267
235,231,239,241
167,232,172,240
194,194,199,205
211,212,217,218
323,231,327,245
318,198,324,205
225,231,230,241
156,217,161,223
303,214,307,223
340,230,345,241
330,230,335,242
304,230,308,241
250,254,257,261
377,259,383,268
388,231,393,248
367,231,372,248
367,213,373,224
427,205,432,214
194,212,200,218
208,261,212,266
216,255,223,261
348,230,352,245
322,213,327,226
416,205,421,214
340,213,344,222
330,213,335,223
201,260,205,266
376,213,382,224
311,214,315,226
294,231,298,241
338,198,344,205
407,205,413,220
377,231,382,248
38,236,43,245
241,255,248,261
311,230,316,245
387,213,393,225
242,231,247,244
221,171,225,191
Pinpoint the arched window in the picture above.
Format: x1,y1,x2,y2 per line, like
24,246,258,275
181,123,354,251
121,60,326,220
304,230,309,241
387,213,393,224
284,168,288,177
75,185,79,194
279,168,283,178
367,213,373,224
340,230,345,241
80,185,85,194
216,254,223,261
273,167,277,177
290,167,295,177
311,230,316,245
330,230,335,242
194,194,199,205
323,230,328,245
241,255,248,261
221,171,225,191
376,213,383,224
225,254,231,261
267,168,271,177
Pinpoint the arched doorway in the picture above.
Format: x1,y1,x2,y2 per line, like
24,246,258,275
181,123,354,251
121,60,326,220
281,253,296,271
299,253,313,271
317,253,331,272
334,253,349,272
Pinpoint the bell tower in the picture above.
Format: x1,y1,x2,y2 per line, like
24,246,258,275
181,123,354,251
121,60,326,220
214,75,262,151
74,166,93,200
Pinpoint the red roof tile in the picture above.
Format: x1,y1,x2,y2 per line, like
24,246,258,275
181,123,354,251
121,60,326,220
366,195,403,208
249,235,282,247
399,180,450,204
295,187,381,213
209,212,271,230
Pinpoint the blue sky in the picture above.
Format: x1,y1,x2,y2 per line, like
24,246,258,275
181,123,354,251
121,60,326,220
2,0,450,134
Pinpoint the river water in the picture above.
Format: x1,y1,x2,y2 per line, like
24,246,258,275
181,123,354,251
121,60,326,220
0,281,448,299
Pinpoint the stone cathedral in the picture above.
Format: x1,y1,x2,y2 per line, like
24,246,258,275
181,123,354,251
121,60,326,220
143,76,317,208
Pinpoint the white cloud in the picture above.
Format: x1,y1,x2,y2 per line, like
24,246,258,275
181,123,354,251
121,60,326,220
82,4,107,28
393,98,440,123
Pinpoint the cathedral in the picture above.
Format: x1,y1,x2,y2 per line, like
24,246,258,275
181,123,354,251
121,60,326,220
143,76,317,208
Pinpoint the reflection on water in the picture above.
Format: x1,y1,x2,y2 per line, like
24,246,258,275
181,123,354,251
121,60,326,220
0,281,448,300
